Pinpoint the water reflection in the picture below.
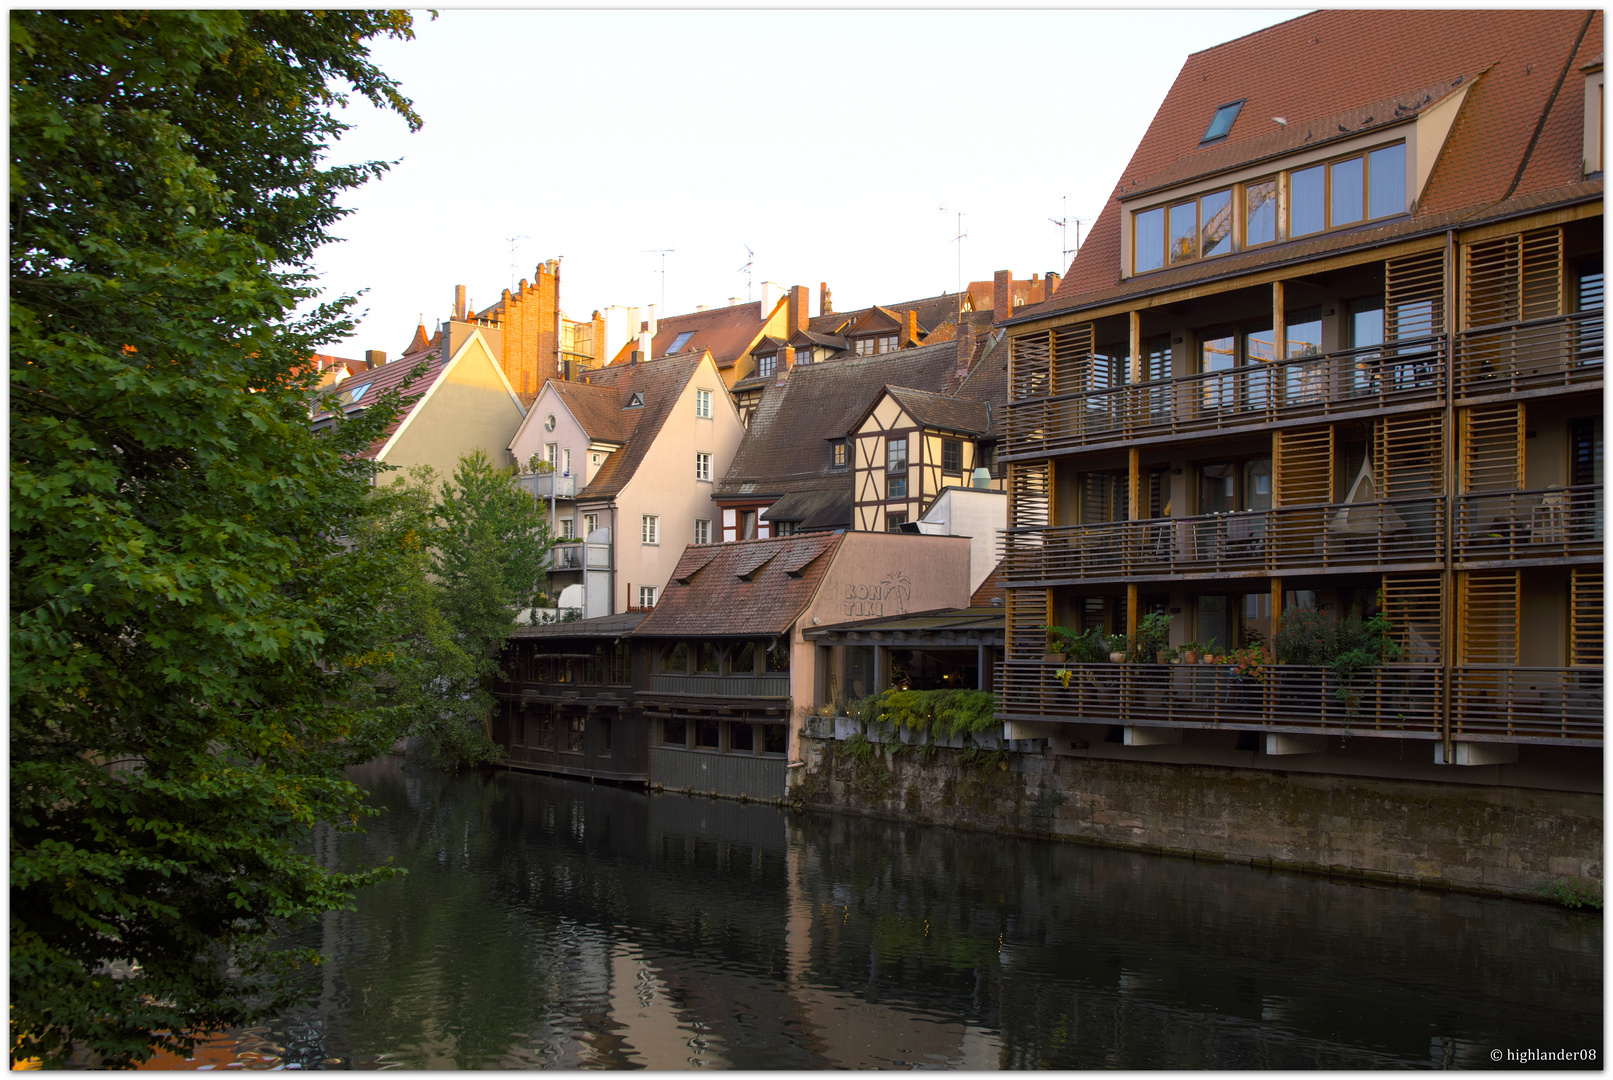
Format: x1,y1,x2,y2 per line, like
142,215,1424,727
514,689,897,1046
171,757,1599,1069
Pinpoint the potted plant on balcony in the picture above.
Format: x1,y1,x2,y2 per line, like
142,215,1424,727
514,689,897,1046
1128,611,1175,663
1105,633,1128,664
1040,624,1109,688
1179,641,1203,665
1330,610,1403,716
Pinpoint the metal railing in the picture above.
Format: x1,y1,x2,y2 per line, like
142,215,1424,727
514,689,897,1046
997,662,1445,739
646,673,791,698
1002,495,1447,584
518,473,577,499
1450,666,1602,745
1454,310,1603,400
1005,335,1445,457
550,541,610,571
1454,484,1603,562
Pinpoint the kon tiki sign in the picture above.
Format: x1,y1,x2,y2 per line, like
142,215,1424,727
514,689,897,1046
844,570,911,618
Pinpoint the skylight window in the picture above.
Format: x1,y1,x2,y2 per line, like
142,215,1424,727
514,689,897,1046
666,331,695,354
338,381,373,407
625,391,644,409
1201,99,1245,144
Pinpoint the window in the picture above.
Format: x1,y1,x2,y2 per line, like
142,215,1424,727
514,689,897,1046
545,442,559,469
583,513,599,537
853,334,900,356
696,718,721,749
886,512,908,532
886,435,907,473
762,724,787,755
566,715,584,754
662,717,687,746
660,642,688,672
729,722,754,753
697,643,721,673
765,637,790,672
1201,99,1244,144
559,518,575,539
562,448,571,476
795,347,812,365
337,381,373,407
625,392,643,408
774,520,798,536
942,439,963,474
741,509,757,540
694,518,711,545
695,388,713,418
831,440,849,469
756,353,777,378
641,514,659,544
976,441,996,475
879,333,898,352
732,641,756,674
667,330,695,354
600,717,612,753
639,585,657,608
1245,178,1278,246
888,474,907,499
695,451,712,481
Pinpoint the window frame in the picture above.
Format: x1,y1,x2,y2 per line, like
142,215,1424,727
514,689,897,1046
639,585,657,608
886,512,908,532
756,353,777,379
695,451,712,482
942,438,963,474
886,435,908,474
831,440,849,470
695,388,713,418
694,518,711,545
641,514,659,545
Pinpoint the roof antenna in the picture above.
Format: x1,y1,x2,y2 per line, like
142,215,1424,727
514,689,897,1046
1048,196,1089,269
939,206,966,315
738,245,755,303
506,234,528,291
642,248,675,311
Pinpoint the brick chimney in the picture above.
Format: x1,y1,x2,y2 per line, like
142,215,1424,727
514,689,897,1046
993,270,1013,325
365,349,386,368
1045,271,1061,297
454,285,467,321
820,282,833,315
905,309,919,346
788,285,809,334
776,346,795,387
1029,272,1043,305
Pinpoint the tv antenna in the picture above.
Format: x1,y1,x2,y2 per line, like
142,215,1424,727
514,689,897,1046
1048,196,1090,267
738,245,755,302
506,233,528,289
642,248,674,310
939,206,966,309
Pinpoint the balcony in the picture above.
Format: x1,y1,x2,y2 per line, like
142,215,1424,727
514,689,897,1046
1453,484,1603,565
1454,310,1602,402
1002,496,1447,586
550,541,610,572
1450,666,1602,745
997,661,1446,739
645,673,790,698
518,473,577,499
1004,335,1445,459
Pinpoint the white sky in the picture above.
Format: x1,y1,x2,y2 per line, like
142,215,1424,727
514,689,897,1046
311,8,1307,359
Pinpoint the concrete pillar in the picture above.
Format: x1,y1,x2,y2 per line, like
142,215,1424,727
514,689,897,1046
1124,725,1182,746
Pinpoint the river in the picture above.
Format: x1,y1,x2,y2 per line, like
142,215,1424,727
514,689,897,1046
160,756,1600,1069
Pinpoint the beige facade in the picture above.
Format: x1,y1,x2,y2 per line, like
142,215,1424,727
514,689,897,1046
851,394,1000,532
375,330,527,481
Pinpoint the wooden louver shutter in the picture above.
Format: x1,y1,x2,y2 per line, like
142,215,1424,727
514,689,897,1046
1274,425,1335,505
1049,323,1095,399
1375,411,1444,498
1460,403,1524,493
1385,248,1447,340
1381,571,1444,664
1005,586,1053,666
1463,228,1563,329
1570,568,1602,667
1458,569,1520,665
1007,460,1051,530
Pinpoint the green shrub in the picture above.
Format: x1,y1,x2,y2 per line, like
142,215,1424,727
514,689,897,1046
1536,878,1603,909
854,688,998,738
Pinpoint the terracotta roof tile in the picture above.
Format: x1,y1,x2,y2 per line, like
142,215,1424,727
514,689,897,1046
883,386,990,436
630,533,844,638
573,354,704,500
619,301,775,370
1047,9,1601,316
311,345,444,459
550,380,635,444
954,329,1009,433
969,561,1006,608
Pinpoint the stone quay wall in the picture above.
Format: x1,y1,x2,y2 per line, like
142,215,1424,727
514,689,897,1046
788,734,1603,903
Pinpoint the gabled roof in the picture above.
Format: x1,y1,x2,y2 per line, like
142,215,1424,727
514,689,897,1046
879,386,991,436
310,342,444,458
1041,9,1604,318
631,533,843,638
610,298,782,370
572,354,706,500
759,488,853,531
808,292,965,339
717,338,967,499
954,328,1009,436
548,380,635,444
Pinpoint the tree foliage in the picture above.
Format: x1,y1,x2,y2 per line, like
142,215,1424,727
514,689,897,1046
11,10,422,1068
365,453,556,771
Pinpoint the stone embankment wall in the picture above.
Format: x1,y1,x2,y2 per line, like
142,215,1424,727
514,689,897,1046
788,733,1602,903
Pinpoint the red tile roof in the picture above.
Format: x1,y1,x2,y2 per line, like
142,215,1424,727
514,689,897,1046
609,300,776,370
1044,9,1603,317
572,354,705,500
630,533,844,638
311,344,445,459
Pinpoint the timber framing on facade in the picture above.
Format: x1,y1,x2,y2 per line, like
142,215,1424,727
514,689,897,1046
998,10,1603,767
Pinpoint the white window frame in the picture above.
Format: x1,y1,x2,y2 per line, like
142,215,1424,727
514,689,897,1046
559,518,575,539
695,388,713,418
694,519,711,545
639,585,656,608
562,447,571,476
584,513,599,537
641,514,659,545
545,442,559,468
695,451,712,482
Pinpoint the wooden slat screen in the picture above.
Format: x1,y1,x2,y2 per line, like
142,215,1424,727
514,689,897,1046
1375,411,1445,497
1274,424,1335,505
1570,567,1602,667
1010,329,1051,401
1463,227,1563,329
1381,572,1444,664
1007,460,1051,530
1080,470,1126,524
1050,322,1095,399
1458,569,1520,665
1460,403,1524,492
1385,248,1446,340
1005,586,1053,664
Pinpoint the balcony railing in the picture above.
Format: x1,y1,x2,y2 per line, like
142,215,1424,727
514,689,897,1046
518,473,577,499
550,541,610,572
1454,310,1602,401
1005,335,1445,458
997,662,1446,739
1003,496,1447,584
646,673,791,698
1450,666,1602,745
1454,484,1603,563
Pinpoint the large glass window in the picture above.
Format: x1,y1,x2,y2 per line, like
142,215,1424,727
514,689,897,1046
1135,206,1165,273
1168,201,1198,264
1330,156,1365,226
1290,165,1326,236
1200,189,1233,257
1245,178,1277,246
1368,144,1407,218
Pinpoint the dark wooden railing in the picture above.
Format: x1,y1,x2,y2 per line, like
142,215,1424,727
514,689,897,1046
1454,310,1602,401
1004,335,1445,458
1450,666,1602,745
997,662,1445,739
1454,484,1603,563
646,673,791,698
1002,496,1446,584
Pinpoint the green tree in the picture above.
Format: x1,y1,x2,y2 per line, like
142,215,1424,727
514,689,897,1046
10,11,423,1067
370,452,556,771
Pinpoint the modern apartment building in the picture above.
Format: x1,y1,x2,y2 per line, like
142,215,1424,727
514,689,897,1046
997,10,1602,780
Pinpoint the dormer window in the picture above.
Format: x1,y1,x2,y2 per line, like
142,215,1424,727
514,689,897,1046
1201,99,1245,144
853,334,899,356
756,353,777,379
625,391,644,409
666,331,695,354
1130,139,1408,275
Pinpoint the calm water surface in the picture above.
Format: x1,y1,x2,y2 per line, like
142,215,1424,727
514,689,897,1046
176,756,1599,1069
